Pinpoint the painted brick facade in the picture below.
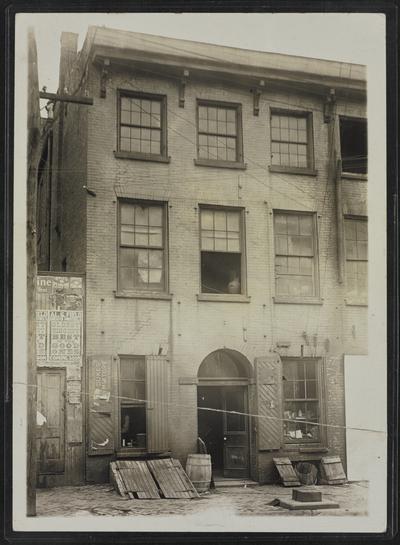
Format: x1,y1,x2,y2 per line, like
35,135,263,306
39,28,367,485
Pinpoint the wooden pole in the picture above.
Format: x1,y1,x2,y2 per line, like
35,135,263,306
39,91,93,105
27,27,40,517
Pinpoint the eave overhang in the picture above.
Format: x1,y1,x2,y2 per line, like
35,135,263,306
90,44,366,101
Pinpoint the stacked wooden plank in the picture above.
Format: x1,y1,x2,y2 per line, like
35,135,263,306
110,458,199,499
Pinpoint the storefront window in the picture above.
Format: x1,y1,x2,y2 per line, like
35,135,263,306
283,359,321,443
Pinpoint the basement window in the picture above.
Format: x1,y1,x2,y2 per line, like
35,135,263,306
339,117,367,175
200,207,245,295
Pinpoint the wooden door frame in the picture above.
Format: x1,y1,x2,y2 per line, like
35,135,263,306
197,382,250,478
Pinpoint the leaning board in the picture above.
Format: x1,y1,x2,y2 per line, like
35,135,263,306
320,456,347,485
273,457,301,487
147,458,199,499
111,460,161,499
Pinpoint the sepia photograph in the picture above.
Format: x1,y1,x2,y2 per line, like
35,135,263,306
11,9,389,536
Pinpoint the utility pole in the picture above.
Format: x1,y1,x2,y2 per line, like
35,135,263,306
27,27,40,517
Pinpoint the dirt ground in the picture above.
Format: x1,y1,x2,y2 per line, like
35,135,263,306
36,481,368,518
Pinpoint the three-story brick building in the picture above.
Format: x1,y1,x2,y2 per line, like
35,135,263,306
36,26,368,486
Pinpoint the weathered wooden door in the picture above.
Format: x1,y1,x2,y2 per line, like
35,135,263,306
37,369,66,474
222,386,249,478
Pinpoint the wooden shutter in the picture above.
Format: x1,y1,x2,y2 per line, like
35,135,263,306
146,355,169,453
87,356,115,455
255,354,282,451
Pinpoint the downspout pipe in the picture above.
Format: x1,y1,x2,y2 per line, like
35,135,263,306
335,159,345,284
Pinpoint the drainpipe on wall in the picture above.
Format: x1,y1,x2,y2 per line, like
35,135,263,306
325,90,345,285
335,158,345,284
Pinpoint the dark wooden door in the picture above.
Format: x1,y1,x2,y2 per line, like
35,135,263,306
37,369,65,474
222,386,249,478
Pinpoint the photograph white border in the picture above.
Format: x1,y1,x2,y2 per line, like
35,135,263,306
13,11,387,533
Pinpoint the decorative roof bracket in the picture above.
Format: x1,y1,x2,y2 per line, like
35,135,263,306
100,59,110,99
323,88,336,123
251,80,265,116
179,70,190,108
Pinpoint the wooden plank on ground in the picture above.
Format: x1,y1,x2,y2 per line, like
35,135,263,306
116,460,160,499
110,462,128,497
171,459,199,498
320,456,347,485
273,457,301,487
147,458,198,499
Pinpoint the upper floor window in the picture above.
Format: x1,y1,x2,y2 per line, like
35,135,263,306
200,207,245,295
118,91,167,159
118,201,167,293
196,101,243,166
271,111,313,169
339,117,367,175
274,211,319,298
344,217,368,301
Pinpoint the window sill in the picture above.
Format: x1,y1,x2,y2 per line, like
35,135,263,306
269,165,318,177
345,298,368,307
116,449,147,458
114,151,171,163
283,445,328,454
341,172,367,181
194,158,247,170
273,296,323,305
114,291,173,301
197,293,251,303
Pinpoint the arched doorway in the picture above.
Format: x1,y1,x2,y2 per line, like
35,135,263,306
197,349,252,478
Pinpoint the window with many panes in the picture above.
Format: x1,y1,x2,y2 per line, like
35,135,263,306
118,201,167,292
119,357,146,449
344,217,368,301
118,91,167,158
271,111,312,169
197,101,242,163
274,212,318,298
283,359,321,443
200,207,244,294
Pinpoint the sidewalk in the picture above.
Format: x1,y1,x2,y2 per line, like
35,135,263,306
36,481,368,517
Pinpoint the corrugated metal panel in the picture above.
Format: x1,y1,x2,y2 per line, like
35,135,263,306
255,355,282,451
146,355,169,453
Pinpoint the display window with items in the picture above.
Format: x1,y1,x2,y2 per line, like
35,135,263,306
282,359,323,443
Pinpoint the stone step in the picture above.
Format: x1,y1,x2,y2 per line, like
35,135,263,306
213,478,259,488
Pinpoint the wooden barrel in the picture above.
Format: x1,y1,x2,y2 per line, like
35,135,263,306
186,454,212,492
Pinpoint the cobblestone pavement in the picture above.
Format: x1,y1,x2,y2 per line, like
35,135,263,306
36,481,368,518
